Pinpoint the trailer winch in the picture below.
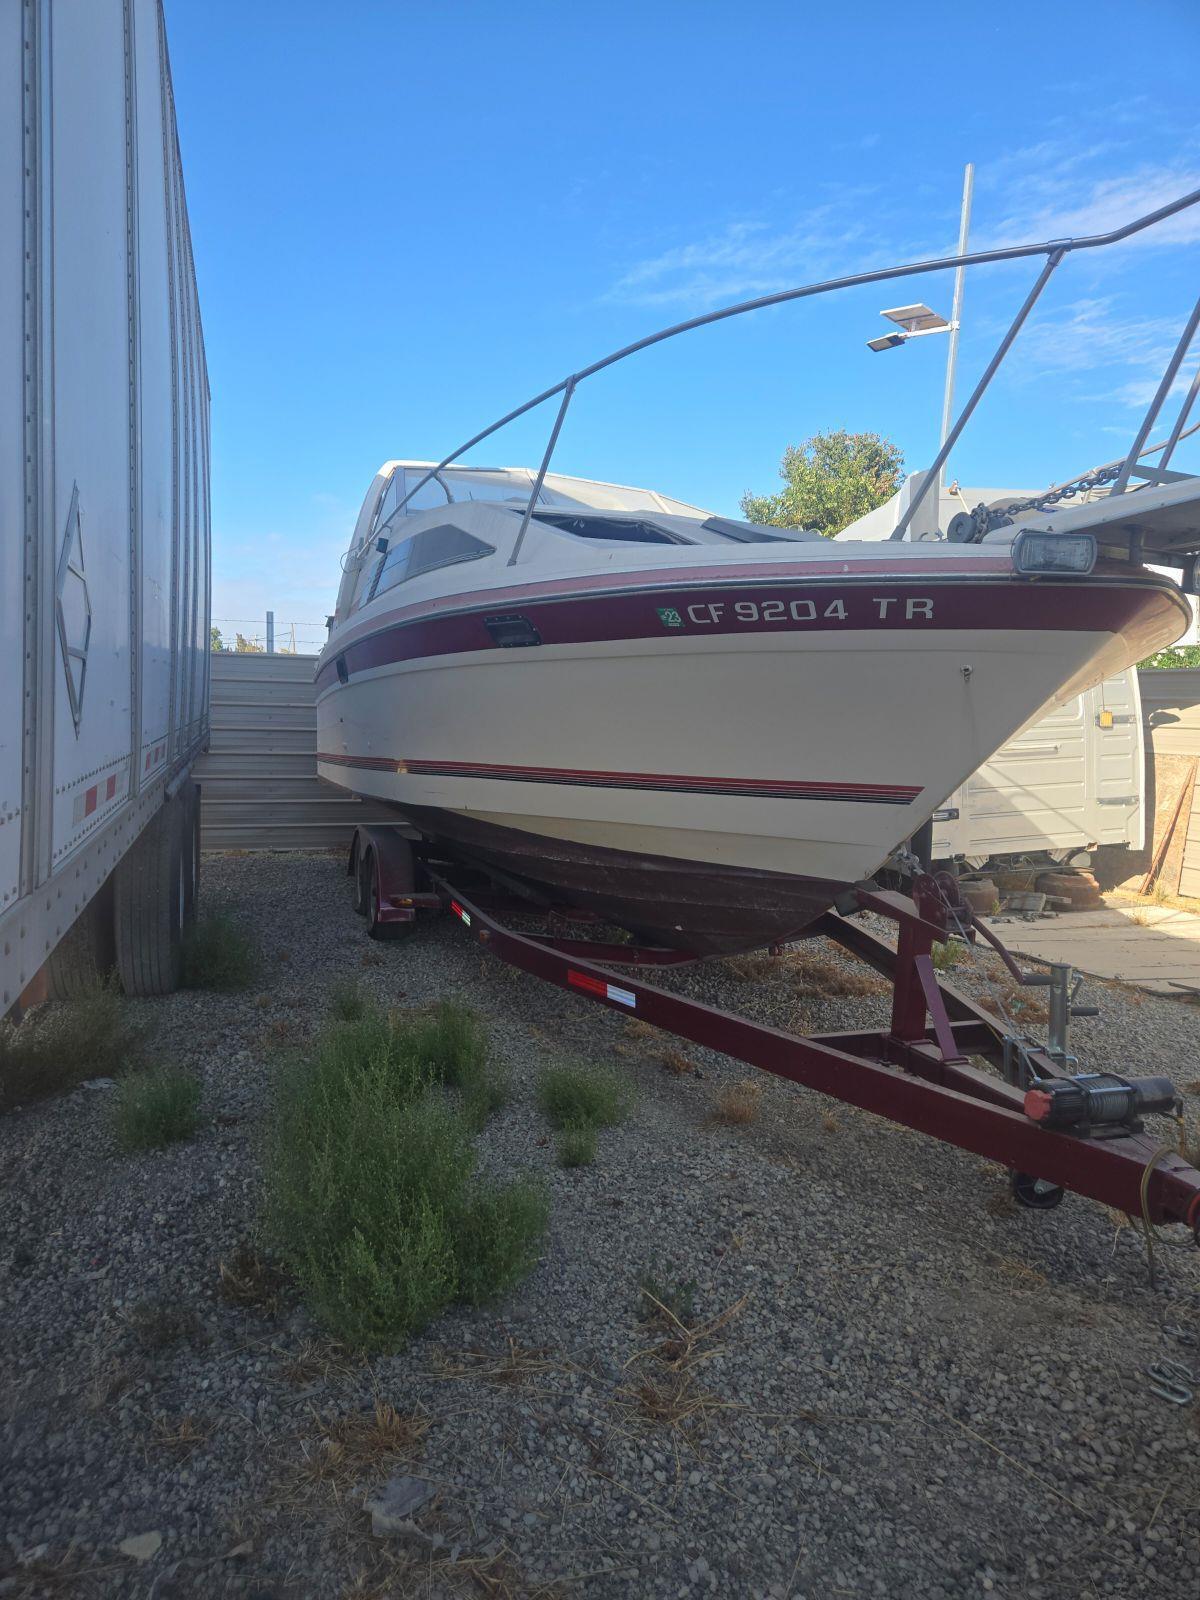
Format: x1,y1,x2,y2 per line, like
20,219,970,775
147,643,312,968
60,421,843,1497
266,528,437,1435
1024,1073,1179,1134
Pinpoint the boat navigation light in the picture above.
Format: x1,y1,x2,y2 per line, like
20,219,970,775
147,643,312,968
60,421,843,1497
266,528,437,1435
1012,529,1097,576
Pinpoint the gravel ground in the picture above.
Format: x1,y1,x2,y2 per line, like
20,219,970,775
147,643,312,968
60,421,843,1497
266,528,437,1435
3,850,1199,1600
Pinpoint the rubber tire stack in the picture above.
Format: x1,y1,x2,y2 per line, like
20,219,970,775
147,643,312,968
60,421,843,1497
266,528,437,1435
1035,870,1103,911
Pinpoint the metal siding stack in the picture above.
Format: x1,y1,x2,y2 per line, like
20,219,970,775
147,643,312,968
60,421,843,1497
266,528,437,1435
1139,668,1200,898
195,653,393,849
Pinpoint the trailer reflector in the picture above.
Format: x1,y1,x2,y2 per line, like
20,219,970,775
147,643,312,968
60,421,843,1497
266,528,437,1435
450,900,472,927
568,970,637,1008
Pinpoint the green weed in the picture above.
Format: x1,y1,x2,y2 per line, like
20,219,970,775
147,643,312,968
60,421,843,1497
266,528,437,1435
0,980,140,1111
113,1068,201,1151
536,1062,631,1131
181,911,257,991
556,1121,598,1167
263,1002,543,1351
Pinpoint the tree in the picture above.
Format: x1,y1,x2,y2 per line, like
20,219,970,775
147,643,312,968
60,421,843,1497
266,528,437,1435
210,625,226,653
741,429,904,538
234,632,264,654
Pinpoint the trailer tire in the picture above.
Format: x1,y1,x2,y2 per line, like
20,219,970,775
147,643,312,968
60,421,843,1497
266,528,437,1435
113,796,186,995
181,781,201,929
46,877,116,999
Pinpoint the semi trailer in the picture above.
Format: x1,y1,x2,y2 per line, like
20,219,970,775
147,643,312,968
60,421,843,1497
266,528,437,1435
0,0,209,1014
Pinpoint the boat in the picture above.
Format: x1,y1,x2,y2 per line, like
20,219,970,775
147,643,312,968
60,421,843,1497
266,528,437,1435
314,457,1192,954
316,193,1200,956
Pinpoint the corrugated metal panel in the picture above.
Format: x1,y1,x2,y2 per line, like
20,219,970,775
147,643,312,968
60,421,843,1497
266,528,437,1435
1140,668,1200,757
194,652,393,849
1181,782,1200,899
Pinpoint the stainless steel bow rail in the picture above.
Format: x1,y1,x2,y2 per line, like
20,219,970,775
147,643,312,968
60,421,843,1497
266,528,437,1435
375,187,1200,569
346,826,1200,1242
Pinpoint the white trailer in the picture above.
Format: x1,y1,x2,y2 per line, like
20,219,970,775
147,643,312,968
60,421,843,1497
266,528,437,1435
0,0,209,1013
931,670,1144,868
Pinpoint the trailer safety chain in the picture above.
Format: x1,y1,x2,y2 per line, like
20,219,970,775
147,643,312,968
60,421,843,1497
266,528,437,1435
1145,1358,1195,1406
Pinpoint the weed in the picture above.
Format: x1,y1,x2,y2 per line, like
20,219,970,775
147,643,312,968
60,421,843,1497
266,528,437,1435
638,1266,697,1327
1184,1080,1200,1097
659,1049,695,1076
218,1242,288,1316
536,1062,630,1130
785,952,887,997
127,1296,203,1352
722,952,779,982
931,941,963,971
556,1121,597,1167
148,1412,209,1456
264,1005,545,1350
329,979,368,1021
112,1067,200,1151
713,1078,762,1125
0,979,140,1111
181,910,257,990
291,1401,429,1494
821,1112,840,1133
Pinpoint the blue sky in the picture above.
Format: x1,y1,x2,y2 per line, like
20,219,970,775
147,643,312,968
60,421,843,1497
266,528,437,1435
165,0,1200,649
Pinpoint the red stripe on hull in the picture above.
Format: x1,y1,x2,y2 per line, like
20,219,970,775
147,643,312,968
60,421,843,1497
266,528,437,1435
315,752,921,805
315,573,1186,695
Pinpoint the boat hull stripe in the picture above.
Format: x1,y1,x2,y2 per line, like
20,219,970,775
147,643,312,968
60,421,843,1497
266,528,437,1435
314,575,1186,696
315,752,921,805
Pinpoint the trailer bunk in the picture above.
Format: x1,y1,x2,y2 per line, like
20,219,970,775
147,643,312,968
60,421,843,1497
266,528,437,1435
347,824,1200,1241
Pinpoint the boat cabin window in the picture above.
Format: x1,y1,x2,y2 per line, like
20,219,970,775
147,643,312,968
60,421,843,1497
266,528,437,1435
366,523,495,604
530,511,689,545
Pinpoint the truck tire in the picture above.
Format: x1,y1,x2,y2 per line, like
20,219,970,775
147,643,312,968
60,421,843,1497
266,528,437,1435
113,795,186,995
46,877,116,999
181,780,201,928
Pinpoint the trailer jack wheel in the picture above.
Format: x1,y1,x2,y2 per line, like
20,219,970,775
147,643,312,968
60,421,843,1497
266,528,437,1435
1011,1171,1066,1210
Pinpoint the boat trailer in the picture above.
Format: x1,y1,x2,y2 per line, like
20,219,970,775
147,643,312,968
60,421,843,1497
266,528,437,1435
348,825,1200,1240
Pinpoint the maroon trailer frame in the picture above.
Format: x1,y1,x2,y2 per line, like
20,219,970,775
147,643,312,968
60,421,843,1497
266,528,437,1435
347,825,1200,1238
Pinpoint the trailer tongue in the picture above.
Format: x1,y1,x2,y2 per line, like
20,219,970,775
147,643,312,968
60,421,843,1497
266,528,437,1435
348,825,1200,1241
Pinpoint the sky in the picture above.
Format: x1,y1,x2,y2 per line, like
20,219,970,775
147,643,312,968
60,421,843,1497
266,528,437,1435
164,0,1200,651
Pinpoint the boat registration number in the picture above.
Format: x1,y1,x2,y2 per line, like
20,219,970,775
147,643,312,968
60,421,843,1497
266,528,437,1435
655,596,934,628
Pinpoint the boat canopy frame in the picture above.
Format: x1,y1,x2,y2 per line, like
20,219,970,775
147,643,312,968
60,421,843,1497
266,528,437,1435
386,187,1200,567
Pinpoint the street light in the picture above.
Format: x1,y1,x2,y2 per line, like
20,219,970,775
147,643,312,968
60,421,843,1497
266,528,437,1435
866,303,954,352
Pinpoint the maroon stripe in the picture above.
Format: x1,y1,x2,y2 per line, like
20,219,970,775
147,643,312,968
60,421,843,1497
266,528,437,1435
315,576,1185,695
316,752,920,805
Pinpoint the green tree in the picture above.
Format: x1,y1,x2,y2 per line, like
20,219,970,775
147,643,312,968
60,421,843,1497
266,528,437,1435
741,429,904,537
210,625,225,653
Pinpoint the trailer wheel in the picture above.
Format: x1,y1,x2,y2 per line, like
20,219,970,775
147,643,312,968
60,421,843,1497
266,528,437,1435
181,780,201,928
46,877,116,999
365,849,410,941
113,795,186,995
352,839,370,915
1011,1171,1065,1210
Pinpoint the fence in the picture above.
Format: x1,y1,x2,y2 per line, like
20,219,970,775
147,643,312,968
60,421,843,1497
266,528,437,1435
194,651,393,850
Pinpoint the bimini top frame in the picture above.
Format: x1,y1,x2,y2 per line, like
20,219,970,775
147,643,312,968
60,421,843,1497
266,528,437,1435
385,186,1200,567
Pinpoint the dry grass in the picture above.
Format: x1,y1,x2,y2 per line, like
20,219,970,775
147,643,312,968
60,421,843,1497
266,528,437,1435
722,952,780,982
821,1112,840,1133
148,1412,209,1457
713,1078,762,1125
125,1295,204,1352
784,952,887,997
1183,1080,1200,1097
659,1048,696,1076
289,1401,429,1497
993,1254,1049,1291
277,1339,363,1387
218,1242,289,1317
428,1336,565,1386
620,1293,748,1445
976,989,1050,1026
984,1184,1018,1219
